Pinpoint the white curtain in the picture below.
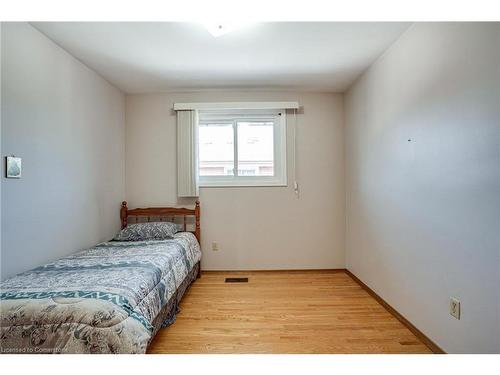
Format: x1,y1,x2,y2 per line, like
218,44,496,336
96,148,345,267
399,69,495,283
177,110,199,197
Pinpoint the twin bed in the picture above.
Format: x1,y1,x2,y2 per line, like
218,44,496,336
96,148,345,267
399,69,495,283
0,201,201,354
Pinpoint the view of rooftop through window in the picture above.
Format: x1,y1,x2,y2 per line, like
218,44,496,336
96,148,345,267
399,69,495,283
199,121,274,177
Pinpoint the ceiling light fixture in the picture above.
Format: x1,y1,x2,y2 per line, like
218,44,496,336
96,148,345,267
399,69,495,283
202,22,255,38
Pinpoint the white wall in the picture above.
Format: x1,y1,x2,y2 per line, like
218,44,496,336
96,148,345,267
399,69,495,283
0,23,3,267
126,91,345,270
345,23,500,353
1,23,126,279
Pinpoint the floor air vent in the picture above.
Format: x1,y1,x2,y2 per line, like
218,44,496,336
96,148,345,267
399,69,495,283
225,277,248,283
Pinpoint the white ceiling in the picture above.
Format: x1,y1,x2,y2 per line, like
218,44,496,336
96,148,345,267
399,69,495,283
31,22,410,94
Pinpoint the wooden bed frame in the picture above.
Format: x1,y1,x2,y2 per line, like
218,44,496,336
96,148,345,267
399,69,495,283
120,200,201,277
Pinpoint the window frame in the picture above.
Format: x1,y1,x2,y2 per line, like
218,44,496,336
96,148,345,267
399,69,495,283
198,109,287,188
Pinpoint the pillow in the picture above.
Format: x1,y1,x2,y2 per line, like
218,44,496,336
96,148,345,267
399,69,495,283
113,222,179,241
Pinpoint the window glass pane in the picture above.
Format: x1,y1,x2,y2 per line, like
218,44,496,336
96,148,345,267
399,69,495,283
199,123,234,176
237,121,274,176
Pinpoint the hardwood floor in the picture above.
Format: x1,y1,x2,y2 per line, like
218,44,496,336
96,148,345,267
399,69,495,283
147,270,432,354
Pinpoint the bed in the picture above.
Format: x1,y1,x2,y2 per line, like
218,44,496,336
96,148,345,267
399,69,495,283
0,201,201,354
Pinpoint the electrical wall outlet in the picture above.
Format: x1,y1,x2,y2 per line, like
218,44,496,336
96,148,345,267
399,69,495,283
211,242,219,251
450,297,461,320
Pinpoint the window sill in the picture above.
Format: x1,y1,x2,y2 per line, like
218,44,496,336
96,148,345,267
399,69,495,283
199,180,288,188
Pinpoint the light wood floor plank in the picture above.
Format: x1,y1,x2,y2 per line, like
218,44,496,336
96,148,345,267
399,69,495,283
148,271,432,354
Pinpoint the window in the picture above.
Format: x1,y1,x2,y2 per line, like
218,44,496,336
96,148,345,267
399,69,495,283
198,110,287,187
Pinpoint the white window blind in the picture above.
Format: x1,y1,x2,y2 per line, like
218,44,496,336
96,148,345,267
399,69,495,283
173,101,299,111
177,110,199,197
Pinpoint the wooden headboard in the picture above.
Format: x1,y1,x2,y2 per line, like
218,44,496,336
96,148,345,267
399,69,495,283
120,201,200,243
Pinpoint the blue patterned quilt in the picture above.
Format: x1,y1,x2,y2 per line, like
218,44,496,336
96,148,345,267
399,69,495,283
0,232,201,354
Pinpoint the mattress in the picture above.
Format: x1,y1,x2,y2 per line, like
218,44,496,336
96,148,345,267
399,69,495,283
0,232,201,354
